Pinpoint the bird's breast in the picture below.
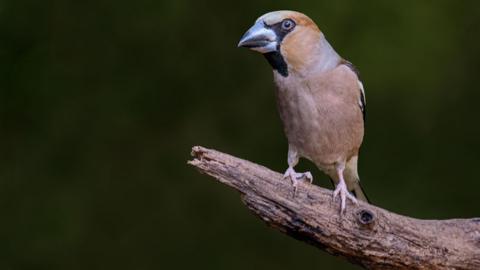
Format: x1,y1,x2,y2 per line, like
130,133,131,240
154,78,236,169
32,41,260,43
273,71,363,167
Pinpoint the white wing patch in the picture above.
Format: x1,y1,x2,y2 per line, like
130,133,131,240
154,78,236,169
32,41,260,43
339,60,366,121
358,80,366,120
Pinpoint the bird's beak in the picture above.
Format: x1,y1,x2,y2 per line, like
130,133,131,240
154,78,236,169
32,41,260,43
237,21,278,53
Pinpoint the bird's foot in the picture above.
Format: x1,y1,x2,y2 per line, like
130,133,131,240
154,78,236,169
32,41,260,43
333,180,358,214
283,167,313,194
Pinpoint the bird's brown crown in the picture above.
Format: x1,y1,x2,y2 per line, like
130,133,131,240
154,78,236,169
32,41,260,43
256,10,318,30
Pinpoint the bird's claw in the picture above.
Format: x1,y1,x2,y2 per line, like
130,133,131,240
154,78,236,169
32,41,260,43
303,171,313,183
283,167,313,195
333,181,358,214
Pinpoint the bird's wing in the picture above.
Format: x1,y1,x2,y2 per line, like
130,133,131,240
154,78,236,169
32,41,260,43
340,60,366,121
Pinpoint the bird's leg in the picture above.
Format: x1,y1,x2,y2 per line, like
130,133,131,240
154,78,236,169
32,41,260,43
283,147,313,194
333,164,358,214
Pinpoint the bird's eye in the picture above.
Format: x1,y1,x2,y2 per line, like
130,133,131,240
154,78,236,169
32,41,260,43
281,19,295,30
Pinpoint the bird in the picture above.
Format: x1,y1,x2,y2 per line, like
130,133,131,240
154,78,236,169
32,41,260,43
237,10,369,213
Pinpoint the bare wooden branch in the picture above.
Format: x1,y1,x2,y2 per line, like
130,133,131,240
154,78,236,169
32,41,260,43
188,146,480,270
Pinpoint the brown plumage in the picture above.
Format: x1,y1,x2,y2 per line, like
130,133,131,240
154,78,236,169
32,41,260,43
238,10,368,212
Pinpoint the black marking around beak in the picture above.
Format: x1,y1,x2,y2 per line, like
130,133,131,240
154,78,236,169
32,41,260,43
261,20,296,77
264,52,288,77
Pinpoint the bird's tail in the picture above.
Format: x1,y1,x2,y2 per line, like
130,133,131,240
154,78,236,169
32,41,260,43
345,156,370,203
350,181,370,203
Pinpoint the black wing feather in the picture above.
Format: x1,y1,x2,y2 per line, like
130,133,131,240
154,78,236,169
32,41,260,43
340,59,366,121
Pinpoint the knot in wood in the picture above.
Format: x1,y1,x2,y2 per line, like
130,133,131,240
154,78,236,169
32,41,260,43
357,209,375,227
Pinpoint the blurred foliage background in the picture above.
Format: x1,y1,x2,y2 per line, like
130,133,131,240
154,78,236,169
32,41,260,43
1,0,480,269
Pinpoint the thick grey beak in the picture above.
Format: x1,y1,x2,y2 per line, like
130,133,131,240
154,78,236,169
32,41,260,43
237,21,278,53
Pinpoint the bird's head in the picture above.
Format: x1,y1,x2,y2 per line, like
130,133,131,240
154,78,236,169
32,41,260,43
238,11,326,77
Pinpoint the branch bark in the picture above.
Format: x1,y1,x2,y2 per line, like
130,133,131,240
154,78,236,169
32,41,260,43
188,146,480,270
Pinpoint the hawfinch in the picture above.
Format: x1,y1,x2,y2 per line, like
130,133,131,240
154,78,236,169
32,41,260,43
238,10,369,213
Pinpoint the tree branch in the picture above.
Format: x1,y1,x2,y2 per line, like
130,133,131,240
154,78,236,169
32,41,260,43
188,146,480,270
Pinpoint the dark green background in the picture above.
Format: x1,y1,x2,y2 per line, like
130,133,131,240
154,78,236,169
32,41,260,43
2,1,479,269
